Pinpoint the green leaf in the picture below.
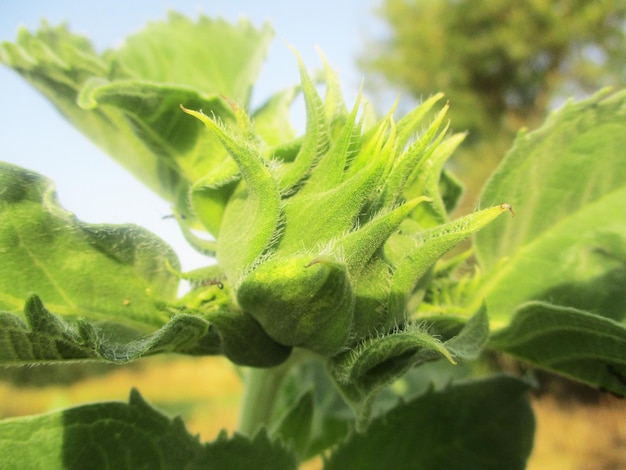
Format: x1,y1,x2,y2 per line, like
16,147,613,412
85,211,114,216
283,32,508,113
335,197,429,276
325,375,535,470
205,307,292,367
114,13,273,105
489,302,626,396
269,389,314,460
0,293,210,363
0,163,290,367
296,90,361,196
276,116,391,256
201,429,297,470
474,90,626,325
439,168,464,215
251,87,299,148
0,293,290,367
0,15,273,229
0,162,178,327
405,131,466,227
76,78,236,227
0,388,297,469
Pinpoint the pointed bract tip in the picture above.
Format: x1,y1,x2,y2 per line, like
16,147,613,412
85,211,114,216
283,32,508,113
499,202,515,217
220,94,239,111
304,255,336,268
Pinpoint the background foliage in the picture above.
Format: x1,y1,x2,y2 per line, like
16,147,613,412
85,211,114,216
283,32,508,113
361,0,626,204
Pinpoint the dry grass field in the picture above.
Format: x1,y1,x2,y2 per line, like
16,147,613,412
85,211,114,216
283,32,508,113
528,394,626,469
1,356,625,469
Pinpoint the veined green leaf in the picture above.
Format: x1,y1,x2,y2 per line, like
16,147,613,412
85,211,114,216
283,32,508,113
0,15,274,230
474,90,626,325
480,188,626,325
77,76,235,183
0,295,211,364
0,389,298,470
252,86,299,148
489,302,626,396
77,78,238,229
325,376,534,470
0,163,289,367
0,162,178,328
114,13,273,105
0,293,290,367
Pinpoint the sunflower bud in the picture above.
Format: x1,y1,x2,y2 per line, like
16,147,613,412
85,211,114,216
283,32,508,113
183,50,511,368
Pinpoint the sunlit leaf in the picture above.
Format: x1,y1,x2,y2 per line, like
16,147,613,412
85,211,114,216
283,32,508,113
474,90,626,325
0,163,290,367
489,302,626,396
0,162,178,326
0,15,274,230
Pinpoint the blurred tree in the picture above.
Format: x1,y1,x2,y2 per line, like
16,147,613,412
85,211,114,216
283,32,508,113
361,0,626,206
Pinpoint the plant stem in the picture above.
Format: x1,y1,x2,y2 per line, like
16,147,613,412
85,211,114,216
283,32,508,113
237,351,304,436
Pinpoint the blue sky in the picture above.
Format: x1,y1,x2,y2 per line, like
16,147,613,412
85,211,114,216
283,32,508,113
0,1,387,271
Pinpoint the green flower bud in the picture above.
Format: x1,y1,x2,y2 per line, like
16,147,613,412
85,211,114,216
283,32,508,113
183,50,514,368
237,255,354,355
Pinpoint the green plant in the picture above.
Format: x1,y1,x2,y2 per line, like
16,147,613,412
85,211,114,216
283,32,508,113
361,0,626,207
1,13,625,469
364,0,626,138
